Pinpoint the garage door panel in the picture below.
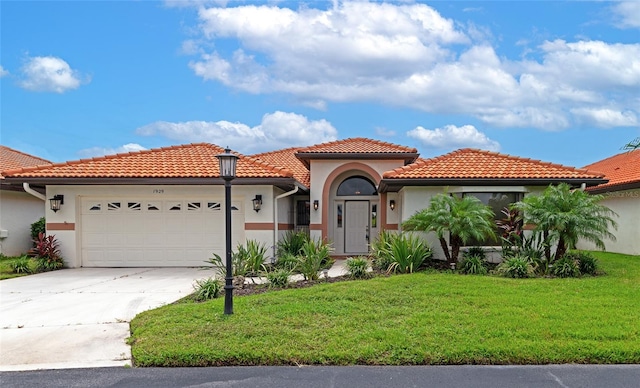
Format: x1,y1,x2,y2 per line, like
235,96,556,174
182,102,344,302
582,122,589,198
81,197,244,267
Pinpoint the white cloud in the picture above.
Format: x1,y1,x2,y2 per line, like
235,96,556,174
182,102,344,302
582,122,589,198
407,124,500,152
375,127,396,137
183,2,639,131
19,56,86,93
0,65,8,77
78,143,147,158
611,1,640,29
135,111,337,154
571,108,638,128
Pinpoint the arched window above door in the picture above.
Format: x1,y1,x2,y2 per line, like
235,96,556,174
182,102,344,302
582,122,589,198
337,176,377,196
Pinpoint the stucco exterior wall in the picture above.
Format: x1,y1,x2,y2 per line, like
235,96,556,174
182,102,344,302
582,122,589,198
45,184,280,267
0,190,46,256
308,158,405,248
577,189,640,255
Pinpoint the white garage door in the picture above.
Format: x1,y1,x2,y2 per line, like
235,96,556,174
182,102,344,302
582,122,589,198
81,198,245,267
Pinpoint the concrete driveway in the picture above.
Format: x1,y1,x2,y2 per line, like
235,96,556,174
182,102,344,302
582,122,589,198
0,267,206,371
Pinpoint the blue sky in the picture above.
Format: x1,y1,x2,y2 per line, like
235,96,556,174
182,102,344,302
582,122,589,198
1,1,639,168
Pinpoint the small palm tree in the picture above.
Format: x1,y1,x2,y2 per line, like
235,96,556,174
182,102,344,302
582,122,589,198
513,183,618,261
623,137,640,151
402,194,496,265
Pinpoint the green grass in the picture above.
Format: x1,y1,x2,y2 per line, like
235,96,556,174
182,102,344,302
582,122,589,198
0,255,35,280
130,251,640,366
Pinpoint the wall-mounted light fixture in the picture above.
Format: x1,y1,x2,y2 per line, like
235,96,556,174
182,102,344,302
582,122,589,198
49,195,64,212
389,199,396,211
313,200,319,211
252,195,263,212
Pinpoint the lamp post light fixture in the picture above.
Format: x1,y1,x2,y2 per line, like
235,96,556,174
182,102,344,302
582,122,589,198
49,195,64,212
216,147,238,315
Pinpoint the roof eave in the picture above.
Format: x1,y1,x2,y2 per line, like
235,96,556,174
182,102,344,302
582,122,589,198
378,177,608,193
3,176,306,191
586,181,640,195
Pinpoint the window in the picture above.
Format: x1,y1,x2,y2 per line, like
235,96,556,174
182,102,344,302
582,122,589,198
462,192,522,246
336,204,343,228
297,200,310,226
371,204,377,228
337,176,377,196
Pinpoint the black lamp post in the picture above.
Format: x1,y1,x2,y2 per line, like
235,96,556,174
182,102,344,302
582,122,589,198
216,147,238,315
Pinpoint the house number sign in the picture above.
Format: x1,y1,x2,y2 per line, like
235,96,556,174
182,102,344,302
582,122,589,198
153,189,165,194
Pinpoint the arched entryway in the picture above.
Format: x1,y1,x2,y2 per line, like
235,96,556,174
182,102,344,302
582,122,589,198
330,174,380,255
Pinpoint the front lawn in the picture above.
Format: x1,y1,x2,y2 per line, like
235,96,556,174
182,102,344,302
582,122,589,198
129,252,640,366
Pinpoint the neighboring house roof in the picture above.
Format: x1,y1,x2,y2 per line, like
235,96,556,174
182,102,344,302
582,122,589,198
379,148,607,192
251,146,310,189
582,150,640,194
2,143,298,189
295,137,419,167
0,145,51,179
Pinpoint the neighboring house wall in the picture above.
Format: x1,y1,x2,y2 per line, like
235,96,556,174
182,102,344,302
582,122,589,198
45,184,279,268
577,189,640,255
399,185,546,262
0,190,45,256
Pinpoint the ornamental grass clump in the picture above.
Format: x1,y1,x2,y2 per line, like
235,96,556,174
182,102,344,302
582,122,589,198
458,255,488,275
297,238,332,281
497,256,534,278
345,256,370,279
552,257,581,278
386,233,432,274
266,268,292,288
10,256,33,274
192,278,223,301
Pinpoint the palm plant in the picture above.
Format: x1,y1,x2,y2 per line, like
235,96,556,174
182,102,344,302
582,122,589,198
402,194,496,265
513,183,618,261
623,137,640,150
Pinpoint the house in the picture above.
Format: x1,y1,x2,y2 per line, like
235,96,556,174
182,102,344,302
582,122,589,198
1,138,606,267
577,150,640,255
0,146,51,256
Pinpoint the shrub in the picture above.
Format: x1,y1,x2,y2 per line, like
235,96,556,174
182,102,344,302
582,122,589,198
266,268,292,288
463,247,486,261
497,256,534,278
386,233,432,274
563,251,599,276
345,256,370,279
10,256,33,274
29,233,64,272
277,231,309,257
297,238,332,281
275,252,299,271
458,255,488,275
234,240,268,276
370,230,395,272
193,278,223,301
578,253,599,276
552,257,581,278
30,217,46,241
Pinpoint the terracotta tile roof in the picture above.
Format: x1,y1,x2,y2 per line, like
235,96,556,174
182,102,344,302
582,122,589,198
383,148,605,181
2,143,294,180
0,145,51,179
251,146,310,188
583,150,640,193
297,137,418,159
